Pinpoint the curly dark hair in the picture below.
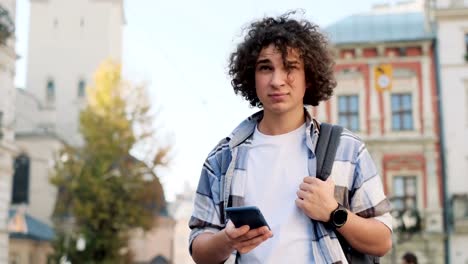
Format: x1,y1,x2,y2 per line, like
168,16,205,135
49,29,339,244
228,12,336,107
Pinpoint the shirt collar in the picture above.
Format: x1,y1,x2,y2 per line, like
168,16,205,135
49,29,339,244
228,105,319,149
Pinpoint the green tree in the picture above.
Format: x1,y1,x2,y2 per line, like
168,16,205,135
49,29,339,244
50,60,171,263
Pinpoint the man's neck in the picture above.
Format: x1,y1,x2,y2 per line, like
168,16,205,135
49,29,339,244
258,107,305,135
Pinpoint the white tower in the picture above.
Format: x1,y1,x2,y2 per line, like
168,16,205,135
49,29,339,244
26,0,124,145
0,0,16,262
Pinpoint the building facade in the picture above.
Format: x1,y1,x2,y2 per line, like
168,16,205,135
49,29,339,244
10,1,125,262
171,183,196,264
129,216,176,264
0,0,16,262
8,208,54,264
325,2,444,263
433,0,468,263
15,0,125,223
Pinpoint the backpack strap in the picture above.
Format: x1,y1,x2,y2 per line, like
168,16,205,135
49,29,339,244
314,122,380,263
315,122,343,181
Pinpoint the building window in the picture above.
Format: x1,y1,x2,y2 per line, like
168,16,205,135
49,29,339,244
78,79,86,98
465,33,468,62
452,194,468,221
338,95,359,131
46,79,55,102
465,83,468,127
392,176,417,213
0,111,3,139
9,252,20,264
391,93,413,131
11,154,30,205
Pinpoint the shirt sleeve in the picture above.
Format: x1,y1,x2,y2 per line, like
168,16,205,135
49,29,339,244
350,143,393,231
188,141,228,255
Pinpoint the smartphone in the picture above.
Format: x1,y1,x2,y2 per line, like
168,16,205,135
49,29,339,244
225,206,270,230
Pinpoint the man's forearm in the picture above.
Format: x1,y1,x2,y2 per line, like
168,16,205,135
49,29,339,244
336,211,392,257
192,231,234,264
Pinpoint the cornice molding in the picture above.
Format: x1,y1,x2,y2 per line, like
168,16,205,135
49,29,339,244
434,7,468,19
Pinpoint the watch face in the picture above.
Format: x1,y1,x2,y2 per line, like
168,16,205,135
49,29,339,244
333,209,348,227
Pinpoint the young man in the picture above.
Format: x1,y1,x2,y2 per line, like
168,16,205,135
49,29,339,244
189,13,392,264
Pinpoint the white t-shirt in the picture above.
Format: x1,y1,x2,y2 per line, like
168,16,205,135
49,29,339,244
239,123,314,264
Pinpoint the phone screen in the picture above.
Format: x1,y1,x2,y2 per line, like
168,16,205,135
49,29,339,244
225,206,270,230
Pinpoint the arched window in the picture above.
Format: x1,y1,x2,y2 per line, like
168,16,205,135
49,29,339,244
78,79,86,98
46,79,55,101
11,154,30,204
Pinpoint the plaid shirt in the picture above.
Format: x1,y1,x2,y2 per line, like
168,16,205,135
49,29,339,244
189,106,392,264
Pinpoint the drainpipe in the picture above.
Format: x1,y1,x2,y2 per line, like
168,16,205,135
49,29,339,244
433,33,451,264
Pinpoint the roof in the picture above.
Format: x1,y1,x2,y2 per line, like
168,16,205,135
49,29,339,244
8,209,55,241
325,12,435,45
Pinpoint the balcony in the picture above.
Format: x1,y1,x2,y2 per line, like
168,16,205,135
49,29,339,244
452,194,468,233
0,4,14,45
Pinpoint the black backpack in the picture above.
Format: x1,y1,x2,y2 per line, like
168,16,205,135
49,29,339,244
314,123,380,264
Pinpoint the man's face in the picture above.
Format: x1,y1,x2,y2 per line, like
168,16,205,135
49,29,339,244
255,44,307,116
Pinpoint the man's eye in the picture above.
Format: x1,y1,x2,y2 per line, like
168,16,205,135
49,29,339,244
258,65,272,71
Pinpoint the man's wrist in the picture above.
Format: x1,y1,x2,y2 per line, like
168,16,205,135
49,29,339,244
221,229,234,250
325,202,340,222
328,203,348,229
216,229,235,261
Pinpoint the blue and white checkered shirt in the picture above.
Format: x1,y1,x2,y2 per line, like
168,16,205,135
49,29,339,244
189,106,392,264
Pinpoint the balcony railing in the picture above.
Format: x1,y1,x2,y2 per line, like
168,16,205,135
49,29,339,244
0,4,14,45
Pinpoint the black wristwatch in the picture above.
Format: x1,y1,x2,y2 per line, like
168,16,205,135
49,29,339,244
329,204,348,228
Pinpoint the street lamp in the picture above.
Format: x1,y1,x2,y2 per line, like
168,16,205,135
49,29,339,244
76,234,86,252
59,256,71,264
391,208,422,263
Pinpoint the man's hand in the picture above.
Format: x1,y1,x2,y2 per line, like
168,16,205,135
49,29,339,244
295,176,338,222
223,220,273,254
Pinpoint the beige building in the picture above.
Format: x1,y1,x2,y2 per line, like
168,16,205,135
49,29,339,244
433,0,468,263
8,207,54,264
129,216,176,264
325,1,444,263
9,239,52,264
0,0,16,262
171,184,195,264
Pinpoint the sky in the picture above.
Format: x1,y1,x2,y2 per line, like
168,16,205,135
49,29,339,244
15,0,387,202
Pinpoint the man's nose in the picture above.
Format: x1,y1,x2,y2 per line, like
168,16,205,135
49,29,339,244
270,69,287,88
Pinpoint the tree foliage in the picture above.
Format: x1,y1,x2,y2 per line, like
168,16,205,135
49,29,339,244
50,60,170,263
